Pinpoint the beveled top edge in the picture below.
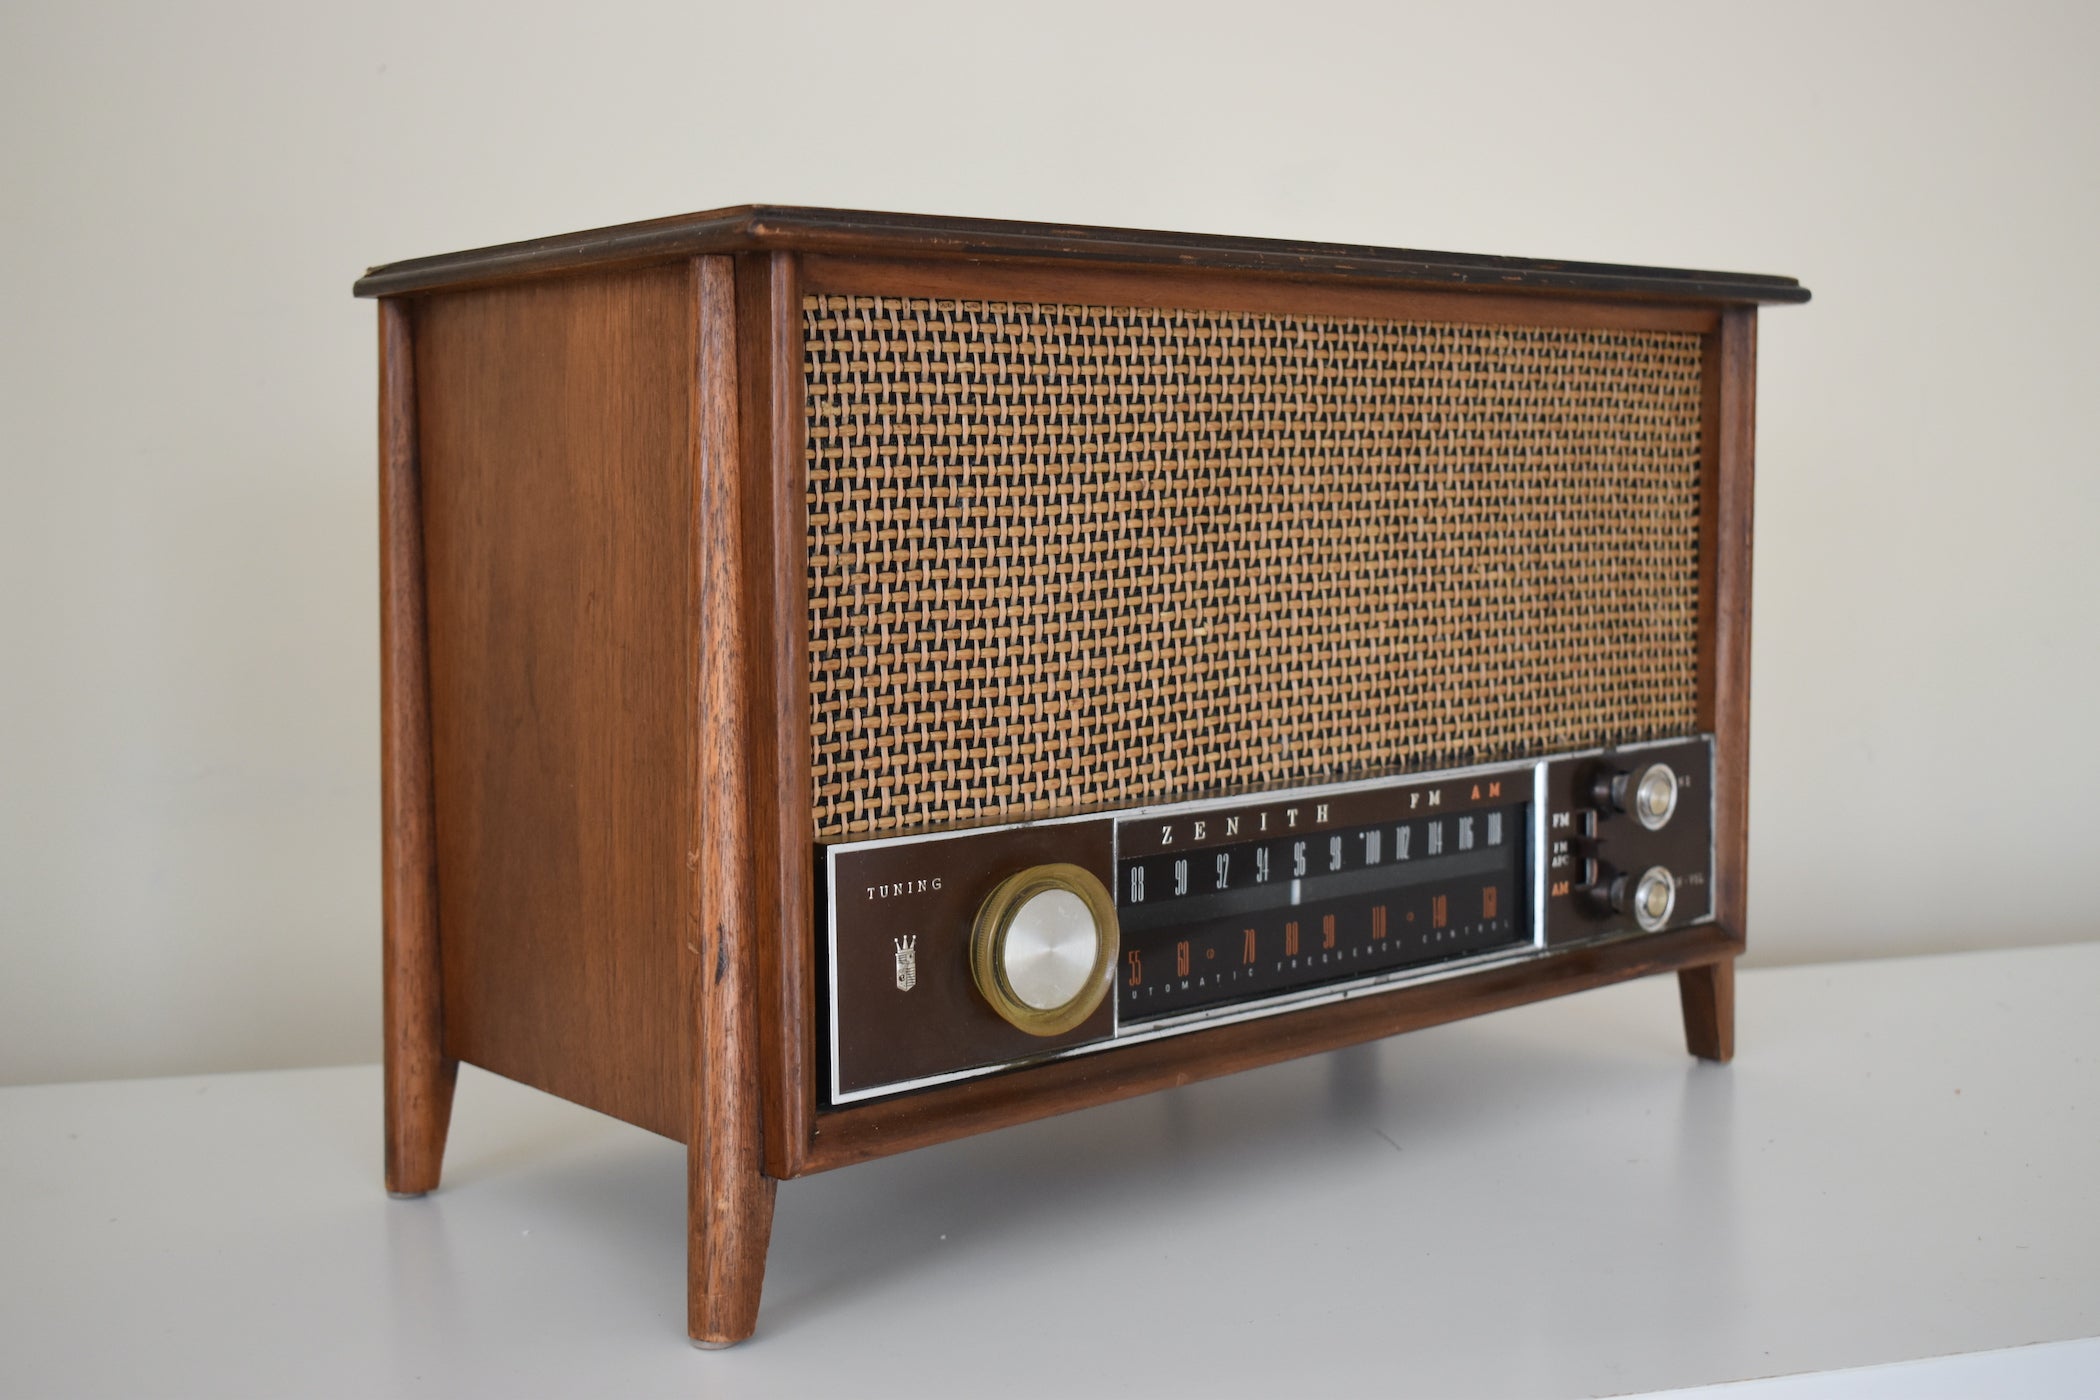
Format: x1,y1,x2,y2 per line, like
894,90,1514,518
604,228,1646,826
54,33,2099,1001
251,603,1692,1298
352,204,1810,304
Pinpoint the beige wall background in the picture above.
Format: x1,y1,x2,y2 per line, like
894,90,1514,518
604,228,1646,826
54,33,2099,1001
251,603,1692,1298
3,1,2095,1086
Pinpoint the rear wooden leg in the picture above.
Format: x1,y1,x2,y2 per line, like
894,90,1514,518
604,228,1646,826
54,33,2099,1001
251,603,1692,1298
382,837,455,1197
379,296,457,1197
383,1005,456,1197
1678,957,1736,1063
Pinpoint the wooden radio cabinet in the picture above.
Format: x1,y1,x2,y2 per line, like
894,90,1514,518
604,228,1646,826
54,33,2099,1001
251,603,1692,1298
355,207,1806,1346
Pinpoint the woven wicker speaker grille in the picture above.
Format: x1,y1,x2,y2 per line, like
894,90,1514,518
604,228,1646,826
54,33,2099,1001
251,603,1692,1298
804,295,1706,842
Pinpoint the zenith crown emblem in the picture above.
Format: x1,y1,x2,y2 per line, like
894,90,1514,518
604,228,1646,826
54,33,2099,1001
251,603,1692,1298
893,935,918,992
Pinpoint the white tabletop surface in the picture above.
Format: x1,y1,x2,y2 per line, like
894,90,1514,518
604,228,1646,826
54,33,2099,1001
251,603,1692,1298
4,941,2097,1399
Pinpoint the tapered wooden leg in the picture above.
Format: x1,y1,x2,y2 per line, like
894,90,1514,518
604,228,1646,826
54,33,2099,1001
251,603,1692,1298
688,254,777,1347
1678,957,1735,1063
379,298,457,1196
688,998,776,1347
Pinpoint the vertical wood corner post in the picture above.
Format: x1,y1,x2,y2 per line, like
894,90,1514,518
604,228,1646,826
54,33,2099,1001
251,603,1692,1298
688,255,778,1347
379,297,458,1194
1682,304,1758,1064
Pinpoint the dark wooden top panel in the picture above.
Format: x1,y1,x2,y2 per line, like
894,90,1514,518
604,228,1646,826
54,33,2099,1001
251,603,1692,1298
354,205,1810,305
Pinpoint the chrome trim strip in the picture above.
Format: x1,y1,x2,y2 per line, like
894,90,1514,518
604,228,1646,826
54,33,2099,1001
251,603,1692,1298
1531,759,1549,950
824,842,842,1107
1707,732,1720,916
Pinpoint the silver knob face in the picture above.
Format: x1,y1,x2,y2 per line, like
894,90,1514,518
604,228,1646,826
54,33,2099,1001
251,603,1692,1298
1632,867,1676,932
1001,888,1100,1012
969,864,1118,1037
1632,763,1679,831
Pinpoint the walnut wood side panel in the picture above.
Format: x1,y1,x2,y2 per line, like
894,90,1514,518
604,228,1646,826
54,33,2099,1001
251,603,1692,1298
688,255,777,1346
414,267,694,1141
379,298,456,1195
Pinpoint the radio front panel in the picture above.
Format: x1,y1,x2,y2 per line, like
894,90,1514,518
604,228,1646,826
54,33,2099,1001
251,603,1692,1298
825,734,1713,1104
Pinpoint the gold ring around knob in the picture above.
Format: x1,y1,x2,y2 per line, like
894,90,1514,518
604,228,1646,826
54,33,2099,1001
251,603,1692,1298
969,863,1118,1038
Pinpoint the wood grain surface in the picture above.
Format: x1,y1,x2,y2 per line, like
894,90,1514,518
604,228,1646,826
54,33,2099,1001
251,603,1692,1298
737,250,817,1181
797,254,1722,333
1677,303,1760,1067
688,255,776,1346
367,216,1798,1351
413,266,695,1141
380,241,1777,1214
378,298,456,1195
354,205,1811,305
1679,958,1737,1063
1710,308,1759,946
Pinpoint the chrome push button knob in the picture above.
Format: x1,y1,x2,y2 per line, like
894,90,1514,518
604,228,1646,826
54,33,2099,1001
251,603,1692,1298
1631,763,1680,830
1596,761,1680,831
1591,863,1678,931
1630,866,1677,932
970,864,1117,1037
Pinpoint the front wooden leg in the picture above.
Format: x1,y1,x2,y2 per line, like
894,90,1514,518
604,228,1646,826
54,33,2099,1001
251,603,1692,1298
688,976,777,1348
1678,958,1736,1063
688,252,777,1348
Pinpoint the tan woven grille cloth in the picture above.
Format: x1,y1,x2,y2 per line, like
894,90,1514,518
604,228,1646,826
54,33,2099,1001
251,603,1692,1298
804,295,1705,841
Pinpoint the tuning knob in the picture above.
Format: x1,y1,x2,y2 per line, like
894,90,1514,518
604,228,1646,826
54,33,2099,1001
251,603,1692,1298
969,864,1118,1037
1594,760,1680,831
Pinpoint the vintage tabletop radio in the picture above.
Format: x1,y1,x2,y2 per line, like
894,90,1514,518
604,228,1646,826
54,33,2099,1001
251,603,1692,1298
355,207,1806,1346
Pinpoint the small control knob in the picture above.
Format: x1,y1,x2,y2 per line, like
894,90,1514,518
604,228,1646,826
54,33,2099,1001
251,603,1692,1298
1588,863,1678,931
969,864,1117,1037
1595,760,1680,831
1627,866,1677,932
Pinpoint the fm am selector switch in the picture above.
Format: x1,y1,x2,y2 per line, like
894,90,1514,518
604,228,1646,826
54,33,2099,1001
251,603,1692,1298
1593,760,1680,831
969,864,1118,1037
